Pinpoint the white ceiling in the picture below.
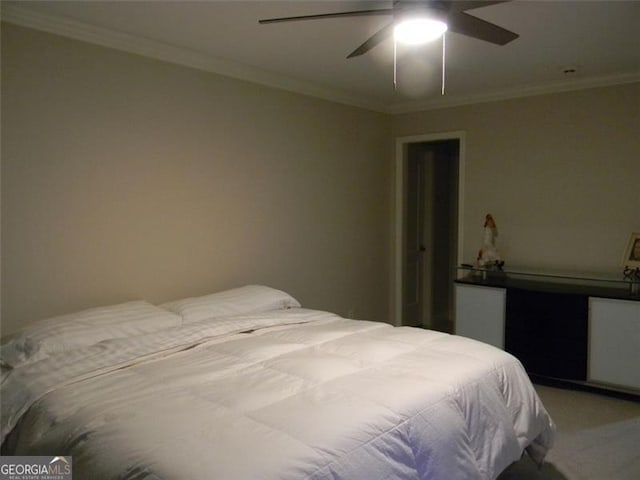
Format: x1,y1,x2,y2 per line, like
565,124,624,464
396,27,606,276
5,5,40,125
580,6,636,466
3,0,640,113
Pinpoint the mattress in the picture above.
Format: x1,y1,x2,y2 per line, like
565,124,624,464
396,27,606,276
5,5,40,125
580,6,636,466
1,305,555,479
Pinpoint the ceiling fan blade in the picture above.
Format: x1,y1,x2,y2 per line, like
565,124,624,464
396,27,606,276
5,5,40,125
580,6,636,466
447,11,518,45
347,22,395,59
259,8,393,24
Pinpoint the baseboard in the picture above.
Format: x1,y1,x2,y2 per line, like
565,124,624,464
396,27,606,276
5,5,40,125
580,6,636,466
530,374,640,403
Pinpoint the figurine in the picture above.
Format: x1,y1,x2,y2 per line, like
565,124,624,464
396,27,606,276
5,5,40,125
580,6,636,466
477,214,504,270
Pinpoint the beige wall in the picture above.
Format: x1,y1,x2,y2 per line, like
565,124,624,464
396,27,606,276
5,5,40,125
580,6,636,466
3,22,639,335
393,83,640,274
1,24,392,334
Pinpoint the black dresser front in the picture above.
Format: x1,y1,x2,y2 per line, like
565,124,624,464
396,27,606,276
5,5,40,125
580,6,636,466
505,287,588,381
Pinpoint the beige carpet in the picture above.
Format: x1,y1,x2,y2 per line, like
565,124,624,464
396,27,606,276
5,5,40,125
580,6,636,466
499,384,640,480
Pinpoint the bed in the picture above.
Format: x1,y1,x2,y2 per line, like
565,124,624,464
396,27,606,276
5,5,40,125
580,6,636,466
1,285,555,479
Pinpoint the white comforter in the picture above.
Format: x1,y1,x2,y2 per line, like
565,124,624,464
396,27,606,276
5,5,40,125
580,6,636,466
1,308,555,479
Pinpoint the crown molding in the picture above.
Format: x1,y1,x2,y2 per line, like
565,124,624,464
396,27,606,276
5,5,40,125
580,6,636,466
1,4,388,113
388,71,640,114
2,4,638,116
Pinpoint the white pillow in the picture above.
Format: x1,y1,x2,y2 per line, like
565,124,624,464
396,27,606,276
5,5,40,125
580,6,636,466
1,301,182,368
160,285,301,324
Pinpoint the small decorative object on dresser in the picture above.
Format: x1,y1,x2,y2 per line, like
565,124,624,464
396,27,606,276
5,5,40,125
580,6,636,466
622,232,640,267
622,233,640,295
476,213,504,270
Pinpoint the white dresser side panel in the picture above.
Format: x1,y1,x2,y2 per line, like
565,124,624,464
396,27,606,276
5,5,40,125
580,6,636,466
589,297,640,390
455,284,506,349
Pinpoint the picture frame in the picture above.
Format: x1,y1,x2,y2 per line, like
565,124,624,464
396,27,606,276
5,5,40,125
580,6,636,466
622,232,640,268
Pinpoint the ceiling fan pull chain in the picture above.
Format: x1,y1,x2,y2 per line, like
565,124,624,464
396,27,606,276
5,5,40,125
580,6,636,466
393,37,398,92
441,32,446,96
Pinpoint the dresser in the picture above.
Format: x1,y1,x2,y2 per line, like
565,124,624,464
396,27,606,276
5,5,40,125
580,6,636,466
454,267,640,395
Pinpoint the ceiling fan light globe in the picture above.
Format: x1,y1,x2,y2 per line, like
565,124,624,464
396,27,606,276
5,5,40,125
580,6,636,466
394,18,448,45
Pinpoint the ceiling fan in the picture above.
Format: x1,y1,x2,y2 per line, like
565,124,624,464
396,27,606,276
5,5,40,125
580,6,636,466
259,1,519,59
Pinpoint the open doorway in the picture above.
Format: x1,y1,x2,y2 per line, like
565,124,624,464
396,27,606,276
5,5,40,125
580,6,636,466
394,132,464,332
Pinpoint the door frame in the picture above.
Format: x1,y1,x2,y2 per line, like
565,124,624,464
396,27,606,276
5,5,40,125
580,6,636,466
393,131,466,326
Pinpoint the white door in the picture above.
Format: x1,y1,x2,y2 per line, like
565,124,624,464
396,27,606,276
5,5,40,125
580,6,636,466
402,155,425,327
401,140,459,330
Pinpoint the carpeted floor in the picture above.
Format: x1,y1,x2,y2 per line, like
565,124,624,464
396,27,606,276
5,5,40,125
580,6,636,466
499,384,640,480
